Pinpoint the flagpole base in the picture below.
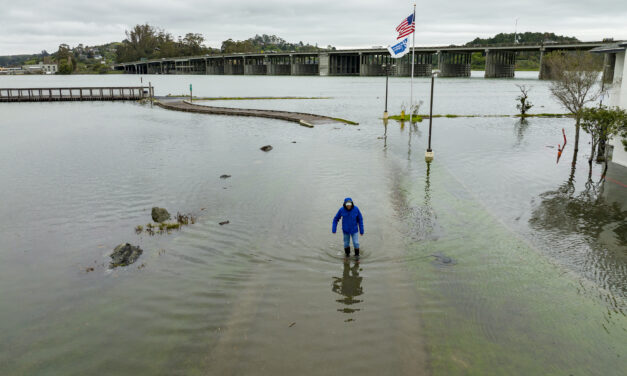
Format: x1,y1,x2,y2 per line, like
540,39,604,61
425,150,434,162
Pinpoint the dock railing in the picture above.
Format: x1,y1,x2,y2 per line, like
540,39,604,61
0,86,154,102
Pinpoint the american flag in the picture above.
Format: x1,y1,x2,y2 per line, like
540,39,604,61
396,13,415,39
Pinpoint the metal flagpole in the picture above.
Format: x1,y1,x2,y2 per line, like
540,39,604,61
409,3,416,123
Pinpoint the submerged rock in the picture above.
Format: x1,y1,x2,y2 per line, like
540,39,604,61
110,243,143,268
431,253,455,266
220,174,231,179
260,145,273,152
151,207,170,223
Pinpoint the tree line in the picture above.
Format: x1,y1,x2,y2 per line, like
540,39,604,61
115,24,215,63
115,24,332,63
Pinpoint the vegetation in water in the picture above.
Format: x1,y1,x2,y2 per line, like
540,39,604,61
389,113,570,121
331,117,359,125
516,84,533,117
580,106,627,168
545,50,602,164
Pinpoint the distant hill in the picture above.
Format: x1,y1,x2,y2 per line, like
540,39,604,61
0,53,48,67
463,32,581,71
466,32,579,46
220,34,333,54
0,42,119,70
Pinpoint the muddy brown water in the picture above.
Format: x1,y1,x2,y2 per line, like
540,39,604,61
0,73,625,375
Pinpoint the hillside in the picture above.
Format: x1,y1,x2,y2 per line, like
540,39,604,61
466,32,579,46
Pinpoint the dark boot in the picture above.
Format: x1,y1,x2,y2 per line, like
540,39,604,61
344,247,350,257
354,248,360,257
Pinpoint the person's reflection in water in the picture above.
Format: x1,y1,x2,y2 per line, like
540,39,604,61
332,260,364,318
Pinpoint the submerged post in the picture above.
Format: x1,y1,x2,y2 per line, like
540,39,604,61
383,64,389,119
149,82,153,108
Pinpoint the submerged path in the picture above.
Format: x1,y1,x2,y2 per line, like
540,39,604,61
155,99,357,127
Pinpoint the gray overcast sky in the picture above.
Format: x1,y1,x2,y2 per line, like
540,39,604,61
1,0,626,55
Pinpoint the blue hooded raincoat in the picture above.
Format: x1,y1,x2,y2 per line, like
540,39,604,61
332,197,364,235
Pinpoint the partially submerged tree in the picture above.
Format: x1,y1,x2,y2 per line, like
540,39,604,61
515,84,533,117
580,106,627,176
544,51,602,164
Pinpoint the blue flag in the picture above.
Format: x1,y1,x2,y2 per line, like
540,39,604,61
388,38,409,58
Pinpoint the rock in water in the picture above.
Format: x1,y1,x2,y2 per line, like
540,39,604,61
430,253,455,266
260,145,273,152
110,243,143,268
151,207,170,223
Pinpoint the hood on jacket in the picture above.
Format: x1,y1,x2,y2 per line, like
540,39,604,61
343,197,354,210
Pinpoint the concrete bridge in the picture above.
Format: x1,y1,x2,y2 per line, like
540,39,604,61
114,41,617,79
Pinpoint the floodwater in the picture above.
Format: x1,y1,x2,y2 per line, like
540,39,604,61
0,72,625,375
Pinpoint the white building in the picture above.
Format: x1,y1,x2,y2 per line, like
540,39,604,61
592,42,627,169
592,42,627,209
22,62,58,74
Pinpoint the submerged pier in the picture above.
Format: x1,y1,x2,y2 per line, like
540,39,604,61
0,86,153,102
156,99,356,126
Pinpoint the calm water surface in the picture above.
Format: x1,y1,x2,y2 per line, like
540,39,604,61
0,72,625,375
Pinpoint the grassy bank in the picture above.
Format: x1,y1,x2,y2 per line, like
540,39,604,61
388,113,570,121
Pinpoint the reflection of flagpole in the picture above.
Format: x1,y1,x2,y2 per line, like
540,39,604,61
409,3,416,123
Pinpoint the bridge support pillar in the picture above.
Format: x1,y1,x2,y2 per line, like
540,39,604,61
266,55,291,75
438,51,471,77
484,50,515,78
291,55,319,75
329,54,360,76
360,53,388,76
319,53,330,76
539,49,564,80
539,49,548,79
392,52,433,77
190,59,205,74
206,58,224,74
224,57,244,75
244,56,267,75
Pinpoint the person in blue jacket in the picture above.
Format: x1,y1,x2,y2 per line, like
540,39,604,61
332,197,364,258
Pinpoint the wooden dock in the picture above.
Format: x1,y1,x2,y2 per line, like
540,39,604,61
0,86,154,102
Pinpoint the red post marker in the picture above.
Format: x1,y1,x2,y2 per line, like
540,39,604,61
557,128,567,164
